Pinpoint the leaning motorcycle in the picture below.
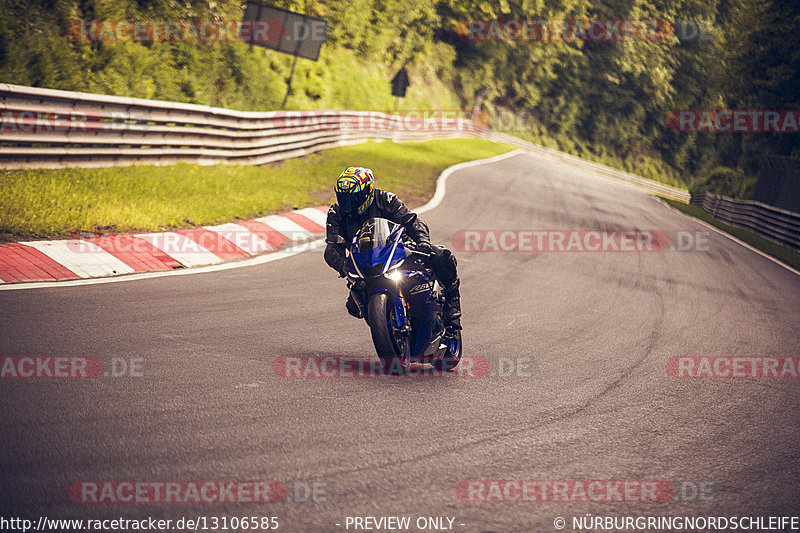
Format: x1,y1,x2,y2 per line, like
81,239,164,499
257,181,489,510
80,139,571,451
341,217,462,373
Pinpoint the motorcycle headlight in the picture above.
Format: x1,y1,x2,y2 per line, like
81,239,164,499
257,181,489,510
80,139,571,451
386,270,403,282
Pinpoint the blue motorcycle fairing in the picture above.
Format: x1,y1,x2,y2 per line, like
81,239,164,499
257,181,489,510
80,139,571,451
347,225,407,278
352,243,407,274
401,266,443,358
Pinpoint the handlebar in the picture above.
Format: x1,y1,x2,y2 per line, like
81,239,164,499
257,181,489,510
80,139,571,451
404,242,433,257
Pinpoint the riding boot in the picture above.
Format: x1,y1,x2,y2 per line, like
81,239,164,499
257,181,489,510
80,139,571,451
442,279,462,331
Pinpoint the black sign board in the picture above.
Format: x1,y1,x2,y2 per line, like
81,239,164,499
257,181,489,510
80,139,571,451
242,2,327,61
391,67,410,97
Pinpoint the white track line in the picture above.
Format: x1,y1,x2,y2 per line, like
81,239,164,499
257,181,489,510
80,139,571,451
416,150,525,214
655,197,800,277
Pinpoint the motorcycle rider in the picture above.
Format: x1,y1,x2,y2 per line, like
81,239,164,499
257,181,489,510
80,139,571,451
324,166,462,332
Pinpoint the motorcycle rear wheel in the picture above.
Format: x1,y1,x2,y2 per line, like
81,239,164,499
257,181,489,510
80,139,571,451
368,292,411,374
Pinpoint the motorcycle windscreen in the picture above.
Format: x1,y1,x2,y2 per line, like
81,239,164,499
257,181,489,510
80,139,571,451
352,218,407,277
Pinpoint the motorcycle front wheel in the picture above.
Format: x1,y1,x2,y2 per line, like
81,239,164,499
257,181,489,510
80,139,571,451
368,292,411,374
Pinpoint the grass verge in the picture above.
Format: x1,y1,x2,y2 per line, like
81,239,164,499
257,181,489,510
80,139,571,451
661,198,800,272
0,138,516,242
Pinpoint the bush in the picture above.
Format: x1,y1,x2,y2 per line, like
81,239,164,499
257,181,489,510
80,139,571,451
692,167,757,199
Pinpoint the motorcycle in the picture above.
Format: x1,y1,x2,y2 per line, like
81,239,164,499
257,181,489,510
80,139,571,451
340,217,463,374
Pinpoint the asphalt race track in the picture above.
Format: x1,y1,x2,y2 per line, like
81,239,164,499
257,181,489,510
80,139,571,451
2,151,799,532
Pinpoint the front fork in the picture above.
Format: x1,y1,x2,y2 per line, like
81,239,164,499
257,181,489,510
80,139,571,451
349,280,409,333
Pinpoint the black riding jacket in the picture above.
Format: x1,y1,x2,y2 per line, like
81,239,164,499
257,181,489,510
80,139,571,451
324,189,430,273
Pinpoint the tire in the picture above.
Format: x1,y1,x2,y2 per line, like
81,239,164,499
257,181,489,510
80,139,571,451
433,330,462,372
368,292,411,374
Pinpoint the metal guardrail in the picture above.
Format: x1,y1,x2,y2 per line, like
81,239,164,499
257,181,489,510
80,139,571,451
0,83,484,168
690,192,800,251
0,84,689,203
4,83,795,252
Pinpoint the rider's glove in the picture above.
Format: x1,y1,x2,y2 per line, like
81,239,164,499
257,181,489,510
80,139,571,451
338,263,348,278
416,241,432,255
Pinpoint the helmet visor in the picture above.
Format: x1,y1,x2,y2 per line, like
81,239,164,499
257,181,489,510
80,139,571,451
336,187,370,215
